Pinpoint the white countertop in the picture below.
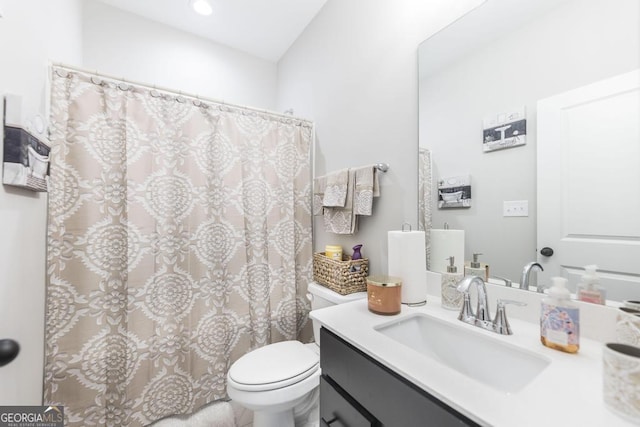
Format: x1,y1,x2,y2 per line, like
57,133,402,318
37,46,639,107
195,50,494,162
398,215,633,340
310,296,634,427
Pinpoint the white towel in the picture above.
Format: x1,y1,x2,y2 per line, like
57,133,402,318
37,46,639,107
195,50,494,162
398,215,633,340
313,175,327,216
353,165,380,216
316,165,383,234
322,168,349,207
323,169,358,234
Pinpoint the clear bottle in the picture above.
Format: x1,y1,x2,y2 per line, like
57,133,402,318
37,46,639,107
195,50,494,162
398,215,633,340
441,256,464,310
576,264,606,305
464,252,488,281
540,277,580,353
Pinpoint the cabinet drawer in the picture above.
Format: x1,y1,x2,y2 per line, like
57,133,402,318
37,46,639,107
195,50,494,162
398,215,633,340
320,376,380,427
320,327,480,427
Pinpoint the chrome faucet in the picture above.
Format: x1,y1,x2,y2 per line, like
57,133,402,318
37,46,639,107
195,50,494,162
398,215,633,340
492,276,512,287
456,276,527,335
520,262,544,292
456,276,493,331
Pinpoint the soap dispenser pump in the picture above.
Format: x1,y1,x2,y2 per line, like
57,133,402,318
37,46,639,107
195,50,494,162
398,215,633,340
441,256,464,310
465,253,488,281
576,264,606,304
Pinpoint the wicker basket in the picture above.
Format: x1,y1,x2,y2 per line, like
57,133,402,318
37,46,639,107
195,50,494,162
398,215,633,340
313,252,369,295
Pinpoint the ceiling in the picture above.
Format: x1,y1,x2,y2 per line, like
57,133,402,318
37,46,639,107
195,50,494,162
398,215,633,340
93,0,328,62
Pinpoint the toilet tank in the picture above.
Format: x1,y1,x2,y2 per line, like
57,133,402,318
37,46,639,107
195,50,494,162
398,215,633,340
307,282,367,345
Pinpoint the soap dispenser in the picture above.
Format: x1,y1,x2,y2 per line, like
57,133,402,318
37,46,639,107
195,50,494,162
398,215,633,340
465,253,488,281
576,264,606,305
441,256,464,310
540,277,580,354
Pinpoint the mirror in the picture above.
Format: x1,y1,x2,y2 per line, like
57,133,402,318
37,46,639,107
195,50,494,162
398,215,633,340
418,0,640,301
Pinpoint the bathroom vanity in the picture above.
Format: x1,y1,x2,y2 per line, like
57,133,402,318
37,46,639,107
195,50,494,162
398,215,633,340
320,327,478,426
311,294,634,426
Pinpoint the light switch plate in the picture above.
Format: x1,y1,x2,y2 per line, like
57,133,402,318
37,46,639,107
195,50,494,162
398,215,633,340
503,200,528,217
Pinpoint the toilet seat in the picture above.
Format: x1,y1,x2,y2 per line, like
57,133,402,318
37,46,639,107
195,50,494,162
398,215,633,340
228,341,319,392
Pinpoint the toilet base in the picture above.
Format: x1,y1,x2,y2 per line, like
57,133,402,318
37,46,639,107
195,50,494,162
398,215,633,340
253,409,295,427
246,387,318,427
251,388,319,427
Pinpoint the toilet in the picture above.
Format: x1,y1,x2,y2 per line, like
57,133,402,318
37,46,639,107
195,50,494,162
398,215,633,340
226,282,366,427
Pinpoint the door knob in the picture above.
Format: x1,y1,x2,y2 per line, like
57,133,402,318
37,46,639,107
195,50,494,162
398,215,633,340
540,247,554,257
0,339,20,367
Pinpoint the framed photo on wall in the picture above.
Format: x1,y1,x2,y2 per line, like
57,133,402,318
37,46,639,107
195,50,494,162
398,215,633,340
483,107,527,153
438,175,471,209
2,94,50,192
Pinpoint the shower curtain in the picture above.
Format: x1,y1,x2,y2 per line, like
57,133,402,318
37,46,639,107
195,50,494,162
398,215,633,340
44,67,313,426
418,147,432,266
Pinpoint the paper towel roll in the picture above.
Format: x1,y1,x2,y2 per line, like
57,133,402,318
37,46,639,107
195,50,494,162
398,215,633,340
429,229,465,274
388,231,427,304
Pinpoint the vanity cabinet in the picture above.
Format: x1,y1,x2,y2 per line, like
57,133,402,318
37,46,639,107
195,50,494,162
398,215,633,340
320,327,481,427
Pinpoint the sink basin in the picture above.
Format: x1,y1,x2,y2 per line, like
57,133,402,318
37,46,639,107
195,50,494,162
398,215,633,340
374,313,550,393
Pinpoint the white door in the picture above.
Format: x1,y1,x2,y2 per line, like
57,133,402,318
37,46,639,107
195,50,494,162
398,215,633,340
537,69,640,301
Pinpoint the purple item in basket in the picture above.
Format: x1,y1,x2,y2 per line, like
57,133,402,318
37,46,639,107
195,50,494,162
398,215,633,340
352,244,363,260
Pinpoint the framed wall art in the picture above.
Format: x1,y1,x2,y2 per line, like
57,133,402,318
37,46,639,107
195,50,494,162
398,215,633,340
2,94,50,192
483,107,526,153
438,175,471,209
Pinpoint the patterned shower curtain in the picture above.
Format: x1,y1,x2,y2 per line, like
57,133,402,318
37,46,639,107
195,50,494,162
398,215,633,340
44,67,313,426
418,148,432,267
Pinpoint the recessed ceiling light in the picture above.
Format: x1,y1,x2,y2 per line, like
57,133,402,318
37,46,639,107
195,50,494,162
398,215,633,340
190,0,213,16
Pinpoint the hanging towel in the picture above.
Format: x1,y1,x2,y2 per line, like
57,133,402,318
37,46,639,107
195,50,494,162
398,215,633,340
313,174,328,216
353,165,380,216
323,169,358,234
322,168,349,207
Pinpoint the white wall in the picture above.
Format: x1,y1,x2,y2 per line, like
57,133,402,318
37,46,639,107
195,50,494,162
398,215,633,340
0,0,83,404
83,1,278,110
421,0,640,282
277,0,484,274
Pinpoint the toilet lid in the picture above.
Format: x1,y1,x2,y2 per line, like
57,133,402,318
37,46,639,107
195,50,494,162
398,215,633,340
228,341,319,392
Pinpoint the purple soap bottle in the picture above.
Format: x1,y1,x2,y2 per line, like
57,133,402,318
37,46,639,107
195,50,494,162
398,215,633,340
352,244,363,260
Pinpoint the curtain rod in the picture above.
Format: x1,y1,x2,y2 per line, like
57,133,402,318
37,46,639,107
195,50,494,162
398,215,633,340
50,62,311,124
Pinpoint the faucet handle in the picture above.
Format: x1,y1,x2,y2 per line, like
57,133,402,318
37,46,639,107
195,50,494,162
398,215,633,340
493,299,527,335
492,276,512,288
457,293,475,324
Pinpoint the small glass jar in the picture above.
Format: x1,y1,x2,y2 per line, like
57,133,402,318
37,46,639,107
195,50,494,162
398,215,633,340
367,275,402,315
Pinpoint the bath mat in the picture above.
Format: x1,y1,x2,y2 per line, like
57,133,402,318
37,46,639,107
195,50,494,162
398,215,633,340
149,400,236,427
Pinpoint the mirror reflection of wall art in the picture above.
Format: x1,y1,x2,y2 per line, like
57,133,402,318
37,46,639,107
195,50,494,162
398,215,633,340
438,175,471,209
2,95,50,192
482,106,527,153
